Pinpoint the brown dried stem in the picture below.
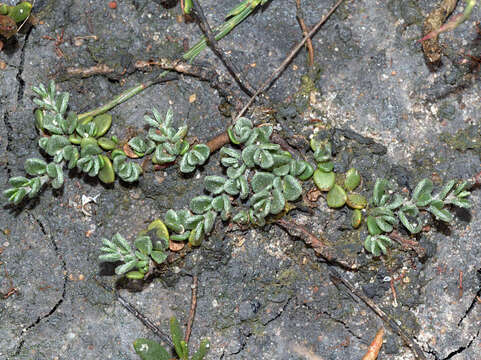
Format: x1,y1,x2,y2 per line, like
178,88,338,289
276,218,359,270
236,0,345,120
296,0,315,67
184,275,198,344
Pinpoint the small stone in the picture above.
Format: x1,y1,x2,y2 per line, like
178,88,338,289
108,1,117,9
0,61,6,70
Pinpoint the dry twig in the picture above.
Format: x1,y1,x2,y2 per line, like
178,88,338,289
236,0,345,120
329,268,426,360
361,328,385,360
296,0,315,67
191,0,254,96
184,275,198,344
276,218,359,270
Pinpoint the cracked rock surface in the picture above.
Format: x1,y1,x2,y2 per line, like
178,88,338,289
1,0,480,359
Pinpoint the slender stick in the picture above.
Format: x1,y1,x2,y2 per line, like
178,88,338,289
78,1,266,121
296,0,315,67
235,0,345,120
329,268,427,360
95,279,174,347
192,0,254,96
184,275,198,344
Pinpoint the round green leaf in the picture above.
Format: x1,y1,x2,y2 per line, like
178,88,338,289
24,158,47,176
92,113,112,137
313,170,335,191
344,168,361,192
351,209,362,228
346,193,367,209
327,184,347,208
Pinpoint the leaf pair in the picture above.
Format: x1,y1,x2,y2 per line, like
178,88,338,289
134,317,209,360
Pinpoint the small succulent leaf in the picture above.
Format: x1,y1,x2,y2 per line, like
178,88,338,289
171,232,190,241
317,161,334,173
438,180,456,200
271,152,292,168
412,178,433,202
170,316,184,359
115,260,138,275
400,204,419,217
428,206,453,222
397,210,421,234
289,160,306,177
273,164,290,177
258,142,279,151
227,127,239,145
212,195,226,212
386,194,403,210
203,211,217,234
241,145,257,168
232,209,249,224
415,192,433,207
453,181,468,196
45,135,70,156
326,184,347,208
63,146,80,169
351,209,362,228
270,187,285,214
251,172,275,193
346,193,367,209
449,197,471,208
98,252,122,262
250,189,269,204
144,114,161,129
134,236,153,255
192,339,210,360
113,233,132,254
7,188,28,205
375,217,393,233
227,164,246,179
204,175,227,195
92,114,112,137
24,158,47,176
185,214,204,230
192,144,210,162
80,142,102,157
364,236,377,256
135,251,149,262
298,162,315,180
221,157,239,167
282,175,302,201
151,250,167,265
373,179,388,206
133,338,170,360
51,164,64,189
220,147,241,159
190,196,213,214
254,149,274,169
223,179,240,195
126,271,145,280
255,126,273,143
238,175,249,200
154,145,176,164
344,168,361,192
179,153,196,173
98,156,115,184
313,170,335,191
62,112,78,135
189,221,204,246
28,177,42,198
148,128,168,143
128,137,147,154
367,215,382,236
171,125,188,143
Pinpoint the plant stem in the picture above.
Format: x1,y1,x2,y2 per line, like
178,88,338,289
78,1,267,121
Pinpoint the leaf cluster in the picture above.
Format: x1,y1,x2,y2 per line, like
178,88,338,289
364,178,471,256
99,220,169,279
3,81,144,204
133,317,209,360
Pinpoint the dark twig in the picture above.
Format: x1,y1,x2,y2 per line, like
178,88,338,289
236,0,345,120
328,268,427,360
276,218,359,270
94,279,173,347
296,0,315,67
389,231,426,259
191,0,255,97
184,275,198,344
